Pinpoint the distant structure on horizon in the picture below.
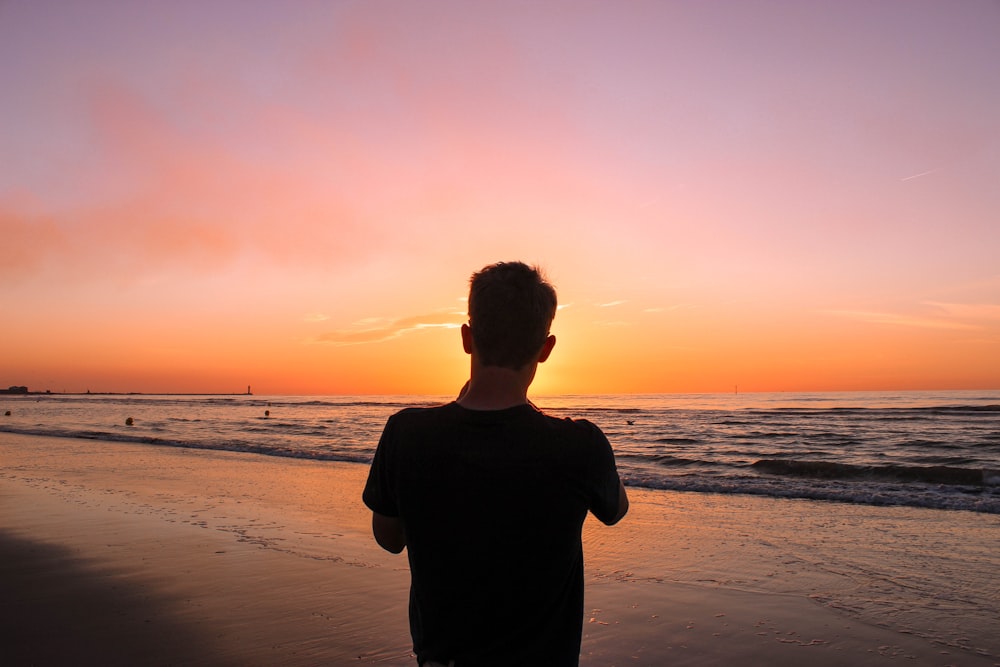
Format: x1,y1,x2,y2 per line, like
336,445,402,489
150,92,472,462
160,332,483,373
1,386,29,394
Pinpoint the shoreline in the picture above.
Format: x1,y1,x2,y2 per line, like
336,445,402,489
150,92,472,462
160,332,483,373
2,432,997,665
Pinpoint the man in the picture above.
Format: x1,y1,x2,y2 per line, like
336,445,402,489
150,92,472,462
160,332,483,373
363,261,628,666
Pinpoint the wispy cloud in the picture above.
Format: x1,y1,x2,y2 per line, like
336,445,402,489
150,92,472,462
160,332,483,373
823,309,980,330
924,301,1000,321
313,311,463,346
0,84,378,283
643,304,692,313
598,300,627,308
900,167,941,182
303,313,330,323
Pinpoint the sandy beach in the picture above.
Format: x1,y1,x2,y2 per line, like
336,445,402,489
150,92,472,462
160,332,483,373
2,432,997,666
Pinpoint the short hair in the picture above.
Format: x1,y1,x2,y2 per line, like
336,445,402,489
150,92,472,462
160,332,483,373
468,261,557,370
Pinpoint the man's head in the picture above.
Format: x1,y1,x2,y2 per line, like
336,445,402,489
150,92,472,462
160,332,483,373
466,261,557,370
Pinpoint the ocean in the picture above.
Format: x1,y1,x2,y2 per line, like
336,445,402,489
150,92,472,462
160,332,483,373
2,390,998,515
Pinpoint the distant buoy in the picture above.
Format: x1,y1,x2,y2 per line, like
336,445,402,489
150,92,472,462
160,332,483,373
125,417,134,426
626,420,634,426
264,410,270,418
4,410,10,416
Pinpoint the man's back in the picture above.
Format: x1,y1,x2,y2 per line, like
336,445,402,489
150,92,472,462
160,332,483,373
363,402,622,666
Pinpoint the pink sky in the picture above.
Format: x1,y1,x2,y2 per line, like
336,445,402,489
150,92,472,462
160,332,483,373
2,1,998,395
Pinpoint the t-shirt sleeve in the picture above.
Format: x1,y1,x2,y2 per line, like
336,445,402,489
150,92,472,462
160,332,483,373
362,415,400,517
583,422,623,525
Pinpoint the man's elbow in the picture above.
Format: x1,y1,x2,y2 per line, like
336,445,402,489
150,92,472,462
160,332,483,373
372,513,406,554
606,481,629,525
376,536,406,554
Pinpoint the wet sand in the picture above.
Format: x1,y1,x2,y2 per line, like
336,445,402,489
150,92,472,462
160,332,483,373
1,432,996,665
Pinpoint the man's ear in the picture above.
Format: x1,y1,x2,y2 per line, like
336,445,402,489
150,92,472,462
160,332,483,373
537,334,556,363
461,323,474,355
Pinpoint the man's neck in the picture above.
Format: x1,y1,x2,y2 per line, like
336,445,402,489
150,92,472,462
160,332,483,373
456,365,535,410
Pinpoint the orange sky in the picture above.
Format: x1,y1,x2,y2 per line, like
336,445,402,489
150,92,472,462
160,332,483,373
2,1,999,395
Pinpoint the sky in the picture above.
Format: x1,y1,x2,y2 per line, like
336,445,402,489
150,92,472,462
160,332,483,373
2,0,999,395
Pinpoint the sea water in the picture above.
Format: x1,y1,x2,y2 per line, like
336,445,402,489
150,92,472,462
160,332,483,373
2,390,998,514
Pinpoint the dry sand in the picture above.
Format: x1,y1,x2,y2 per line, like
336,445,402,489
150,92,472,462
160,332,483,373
2,432,996,666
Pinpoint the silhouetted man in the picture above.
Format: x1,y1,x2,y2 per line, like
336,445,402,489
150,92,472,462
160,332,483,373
364,261,628,666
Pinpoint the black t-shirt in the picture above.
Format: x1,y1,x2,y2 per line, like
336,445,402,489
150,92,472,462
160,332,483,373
363,402,622,666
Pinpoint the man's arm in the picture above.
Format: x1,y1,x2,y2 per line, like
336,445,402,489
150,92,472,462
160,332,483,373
372,512,406,554
606,480,629,525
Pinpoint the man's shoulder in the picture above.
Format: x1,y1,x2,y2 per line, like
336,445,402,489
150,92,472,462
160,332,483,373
386,402,457,427
536,410,592,428
534,410,608,443
393,402,455,416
